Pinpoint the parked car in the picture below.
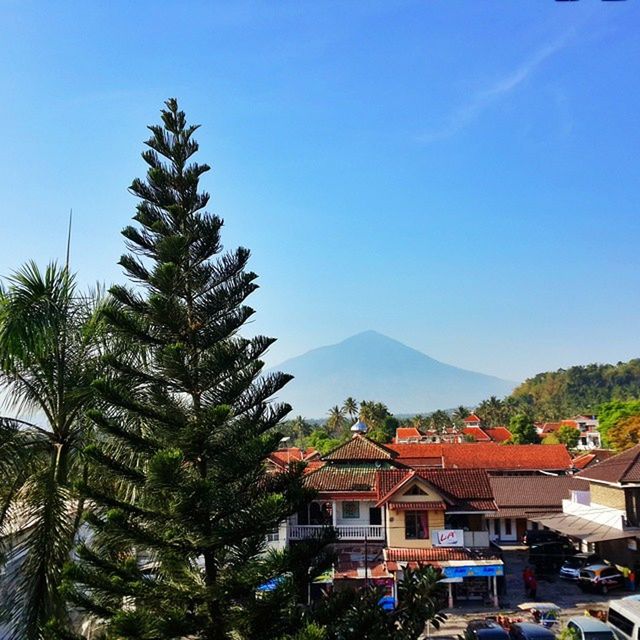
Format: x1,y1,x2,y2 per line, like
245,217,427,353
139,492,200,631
607,598,640,640
509,622,556,640
559,553,604,580
577,564,624,594
523,529,564,546
464,620,510,640
529,540,576,573
566,616,616,640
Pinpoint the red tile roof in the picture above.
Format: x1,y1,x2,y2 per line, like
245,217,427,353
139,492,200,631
572,450,614,470
463,414,482,423
396,427,422,439
304,467,378,495
323,435,396,461
386,442,572,471
267,448,304,468
489,475,589,509
463,426,491,442
376,468,496,512
484,427,512,443
388,501,447,510
384,547,501,562
578,444,640,484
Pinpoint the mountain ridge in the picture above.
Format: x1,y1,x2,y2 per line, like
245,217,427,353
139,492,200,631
269,330,517,418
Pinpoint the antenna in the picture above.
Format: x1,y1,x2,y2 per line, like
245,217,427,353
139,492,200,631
65,208,73,270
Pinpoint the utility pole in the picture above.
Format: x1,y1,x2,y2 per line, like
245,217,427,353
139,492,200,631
364,532,368,587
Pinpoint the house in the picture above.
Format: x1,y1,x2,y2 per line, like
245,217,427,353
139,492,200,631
385,442,573,474
565,415,602,450
394,427,463,444
572,449,615,470
290,434,503,605
487,475,589,543
535,416,602,449
462,425,513,443
463,413,483,428
528,444,640,567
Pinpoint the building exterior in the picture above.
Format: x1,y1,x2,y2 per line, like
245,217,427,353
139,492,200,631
529,444,640,567
487,475,589,543
288,435,504,605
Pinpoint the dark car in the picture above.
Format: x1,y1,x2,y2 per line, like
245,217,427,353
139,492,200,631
509,622,556,640
523,529,564,546
464,620,510,640
529,540,576,573
559,553,604,580
578,564,624,594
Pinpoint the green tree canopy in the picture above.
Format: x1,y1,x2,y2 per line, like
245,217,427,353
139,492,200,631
508,414,539,444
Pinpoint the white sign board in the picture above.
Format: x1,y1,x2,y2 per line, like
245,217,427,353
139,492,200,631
432,529,464,547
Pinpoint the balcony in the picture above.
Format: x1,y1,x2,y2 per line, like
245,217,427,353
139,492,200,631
289,525,384,541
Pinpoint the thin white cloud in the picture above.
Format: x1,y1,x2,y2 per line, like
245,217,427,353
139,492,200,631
419,30,575,143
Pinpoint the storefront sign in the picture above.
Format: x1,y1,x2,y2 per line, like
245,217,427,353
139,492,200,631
443,564,504,578
432,529,464,547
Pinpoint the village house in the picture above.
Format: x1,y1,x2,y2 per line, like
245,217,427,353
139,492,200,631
535,415,602,449
487,475,589,543
289,434,504,606
528,444,640,567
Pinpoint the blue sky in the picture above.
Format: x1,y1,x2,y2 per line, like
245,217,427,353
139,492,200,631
0,0,638,382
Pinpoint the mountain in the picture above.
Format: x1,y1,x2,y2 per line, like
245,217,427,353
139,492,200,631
269,330,516,418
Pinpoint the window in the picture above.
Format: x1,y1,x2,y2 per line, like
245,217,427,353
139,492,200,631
505,519,512,535
342,502,360,519
405,511,429,539
266,528,279,542
493,519,501,537
369,507,382,525
608,608,634,638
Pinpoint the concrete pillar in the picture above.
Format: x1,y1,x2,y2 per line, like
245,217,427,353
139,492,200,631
492,575,499,607
448,582,454,608
332,500,337,527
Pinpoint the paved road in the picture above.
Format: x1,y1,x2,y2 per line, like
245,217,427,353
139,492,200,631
427,550,626,639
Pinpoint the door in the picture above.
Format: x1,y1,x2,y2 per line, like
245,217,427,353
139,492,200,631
503,518,517,542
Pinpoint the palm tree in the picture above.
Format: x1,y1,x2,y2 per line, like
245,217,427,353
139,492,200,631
451,405,470,427
0,263,101,637
326,405,347,436
342,397,358,424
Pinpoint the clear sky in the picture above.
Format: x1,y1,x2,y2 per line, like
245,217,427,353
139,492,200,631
0,1,638,383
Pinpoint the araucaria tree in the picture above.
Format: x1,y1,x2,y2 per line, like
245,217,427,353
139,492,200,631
65,100,313,639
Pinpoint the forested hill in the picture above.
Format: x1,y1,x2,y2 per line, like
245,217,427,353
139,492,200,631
512,359,640,419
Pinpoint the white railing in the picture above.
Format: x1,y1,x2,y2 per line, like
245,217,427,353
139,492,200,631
288,525,384,541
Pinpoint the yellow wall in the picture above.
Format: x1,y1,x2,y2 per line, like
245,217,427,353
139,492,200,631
591,483,626,510
385,478,446,548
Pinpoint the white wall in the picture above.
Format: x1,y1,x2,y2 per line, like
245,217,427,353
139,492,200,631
335,500,378,526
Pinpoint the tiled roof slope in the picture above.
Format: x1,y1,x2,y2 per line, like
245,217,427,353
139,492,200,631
396,427,422,439
484,427,512,443
304,467,378,493
385,547,500,562
578,444,640,484
463,426,491,441
387,443,572,471
489,475,589,508
376,468,496,512
572,450,615,470
323,434,396,461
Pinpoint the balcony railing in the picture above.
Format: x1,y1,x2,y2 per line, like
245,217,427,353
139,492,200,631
289,525,384,541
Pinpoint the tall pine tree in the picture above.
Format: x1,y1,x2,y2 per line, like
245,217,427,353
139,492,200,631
65,99,317,639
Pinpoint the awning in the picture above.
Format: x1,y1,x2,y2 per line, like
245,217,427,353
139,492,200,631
528,513,639,543
485,508,561,519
